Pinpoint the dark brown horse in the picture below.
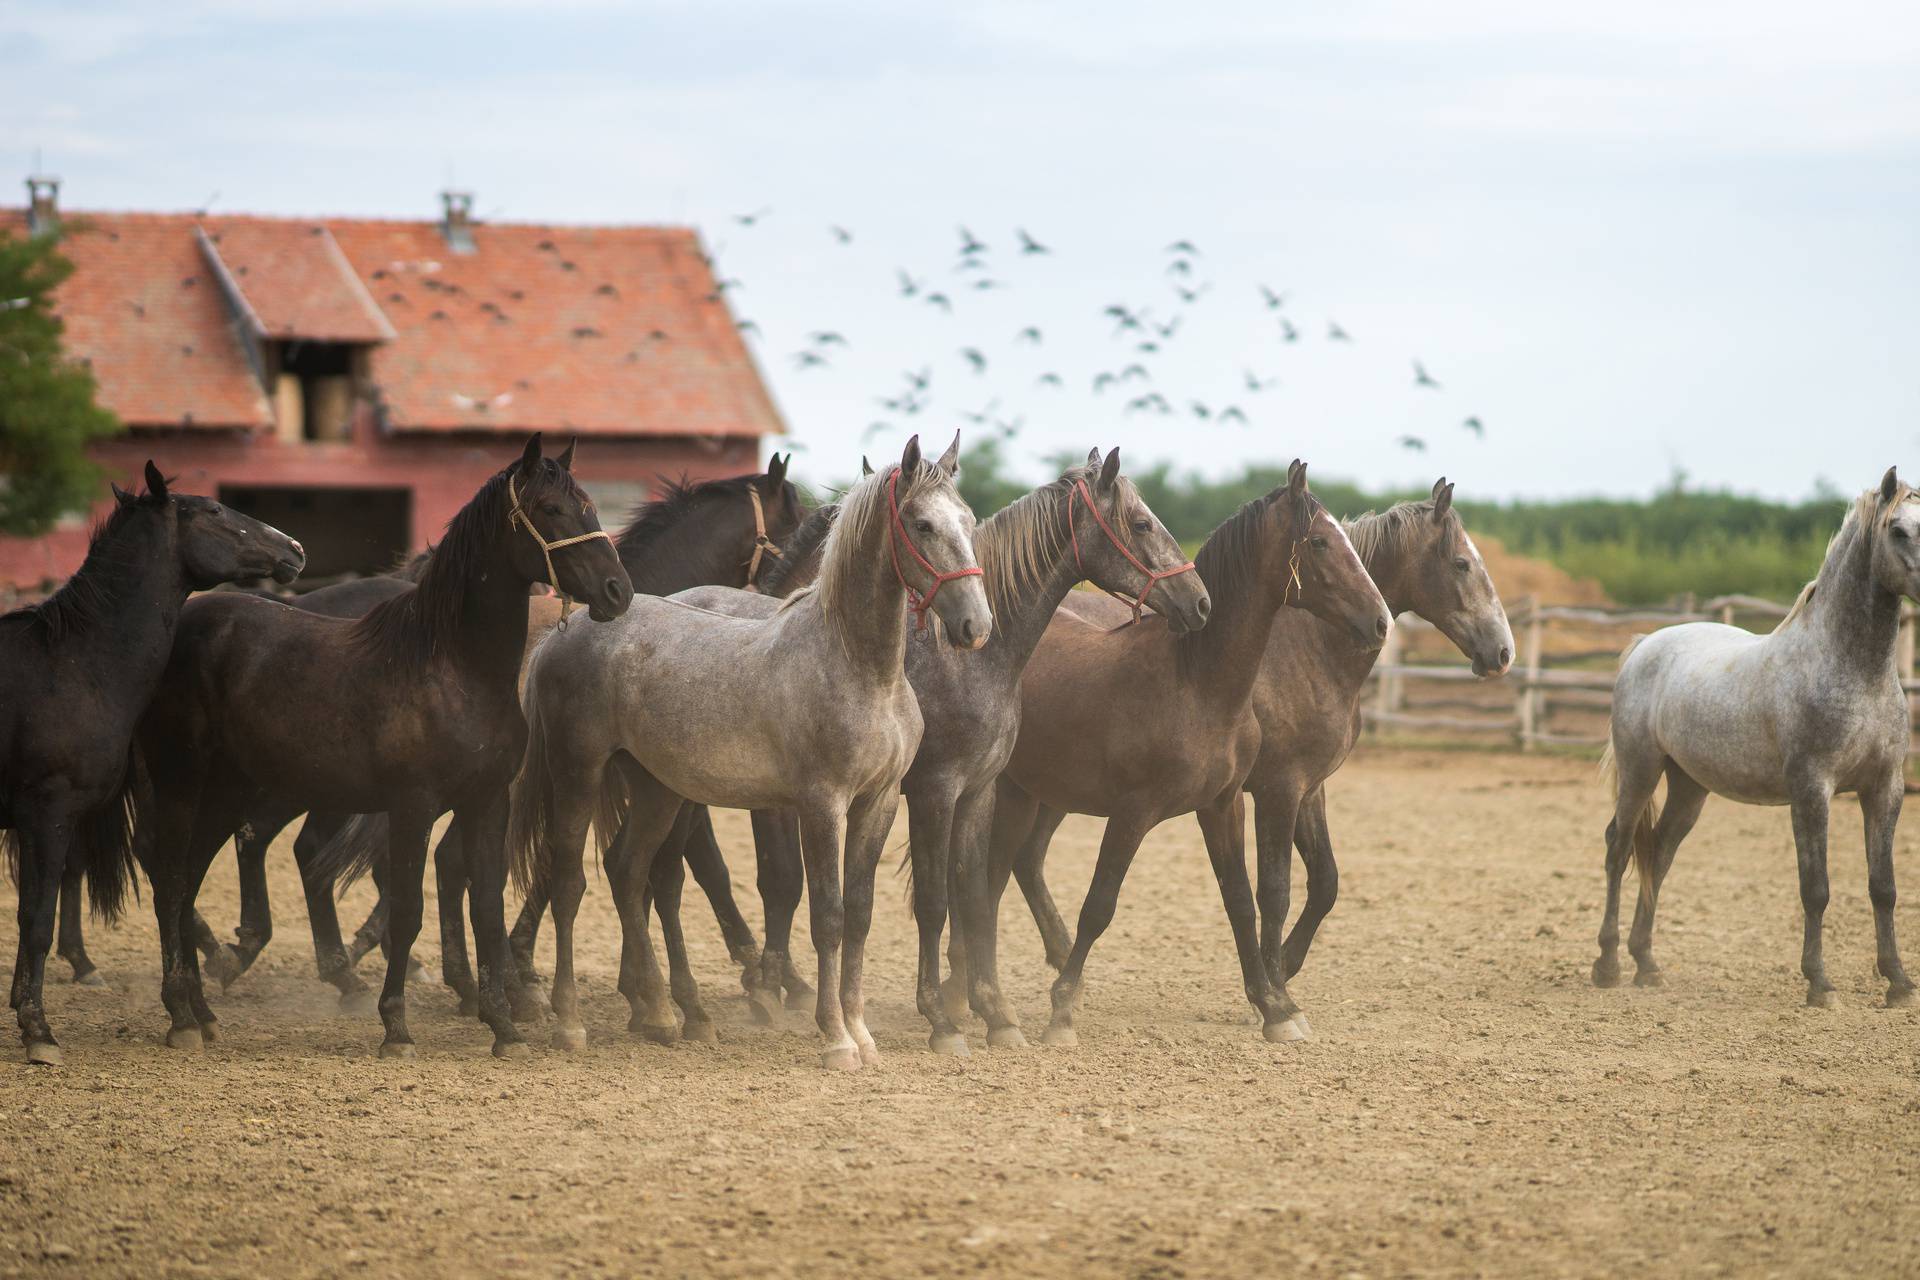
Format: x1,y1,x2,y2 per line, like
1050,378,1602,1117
127,435,629,1058
994,479,1514,1038
961,461,1392,1047
2,464,304,1063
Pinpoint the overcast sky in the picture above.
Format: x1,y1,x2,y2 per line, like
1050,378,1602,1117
6,1,1916,500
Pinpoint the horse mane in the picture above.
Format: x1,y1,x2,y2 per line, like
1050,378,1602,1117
976,463,1136,623
758,503,838,597
0,493,163,644
1343,498,1448,570
1777,483,1909,630
784,459,958,650
350,457,584,664
1176,484,1322,673
616,473,763,560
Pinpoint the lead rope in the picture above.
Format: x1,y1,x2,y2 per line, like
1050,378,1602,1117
1066,477,1198,625
507,473,613,626
888,469,984,631
742,486,784,594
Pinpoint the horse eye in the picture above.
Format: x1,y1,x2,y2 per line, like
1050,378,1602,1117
1131,518,1151,534
1895,526,1912,541
1454,556,1471,571
542,502,564,517
1310,536,1328,551
915,519,934,535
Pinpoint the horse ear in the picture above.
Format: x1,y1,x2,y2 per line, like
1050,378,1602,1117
861,456,874,478
765,452,788,488
900,434,923,477
111,482,136,508
520,433,544,473
1099,447,1122,493
1087,447,1102,468
1882,466,1900,503
1287,459,1308,494
1433,480,1454,520
934,430,961,478
556,437,577,472
143,460,169,501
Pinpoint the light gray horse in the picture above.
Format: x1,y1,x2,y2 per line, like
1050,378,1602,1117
510,435,992,1069
664,447,1212,1056
1595,468,1920,1008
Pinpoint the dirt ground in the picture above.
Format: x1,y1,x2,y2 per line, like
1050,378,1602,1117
4,747,1918,1278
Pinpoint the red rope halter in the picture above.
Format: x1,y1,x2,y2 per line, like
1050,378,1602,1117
1067,476,1198,624
888,469,984,631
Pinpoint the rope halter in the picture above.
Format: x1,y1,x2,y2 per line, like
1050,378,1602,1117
887,468,984,632
1066,476,1198,625
507,472,613,618
744,485,785,589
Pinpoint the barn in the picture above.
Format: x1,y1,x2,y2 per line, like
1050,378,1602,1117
0,178,785,588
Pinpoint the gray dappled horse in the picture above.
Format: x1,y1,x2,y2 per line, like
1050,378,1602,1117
512,435,993,1069
1595,467,1920,1008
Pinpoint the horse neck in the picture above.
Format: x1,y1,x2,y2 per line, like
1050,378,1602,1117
972,493,1082,677
620,498,749,594
815,511,912,684
1184,522,1291,714
67,512,190,670
1802,519,1902,678
448,533,534,683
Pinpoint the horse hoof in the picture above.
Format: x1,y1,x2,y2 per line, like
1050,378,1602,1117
785,992,816,1016
858,1041,882,1067
986,1025,1029,1050
339,988,377,1016
1806,987,1837,1009
1887,985,1916,1009
203,945,244,991
25,1042,63,1066
747,988,782,1026
821,1046,862,1072
378,1041,417,1060
165,1026,203,1051
1040,1023,1077,1049
633,1021,680,1046
1263,1018,1307,1044
456,996,480,1019
929,1032,971,1059
1633,969,1664,988
508,994,551,1026
681,1019,719,1045
71,968,109,989
492,1039,531,1061
552,1024,588,1052
1591,957,1622,988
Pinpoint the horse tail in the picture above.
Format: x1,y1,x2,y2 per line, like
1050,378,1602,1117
589,760,629,866
1602,632,1660,908
310,812,390,893
1,768,138,923
507,671,557,896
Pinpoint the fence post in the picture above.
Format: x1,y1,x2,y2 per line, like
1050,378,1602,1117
1373,619,1403,730
1720,601,1734,627
1517,593,1543,750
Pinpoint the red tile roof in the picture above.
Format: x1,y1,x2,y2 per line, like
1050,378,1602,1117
3,206,785,438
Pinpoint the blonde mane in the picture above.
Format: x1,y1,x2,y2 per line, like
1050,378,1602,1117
974,465,1139,624
1343,498,1450,568
1777,484,1910,630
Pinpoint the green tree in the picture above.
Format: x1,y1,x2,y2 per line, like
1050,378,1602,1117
0,228,120,536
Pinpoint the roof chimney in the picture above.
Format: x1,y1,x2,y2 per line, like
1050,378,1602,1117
25,173,60,237
439,189,475,254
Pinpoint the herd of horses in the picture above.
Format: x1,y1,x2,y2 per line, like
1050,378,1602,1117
3,433,1913,1070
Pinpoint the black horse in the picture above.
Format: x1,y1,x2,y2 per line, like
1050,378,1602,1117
124,435,629,1058
2,463,304,1064
108,457,804,1016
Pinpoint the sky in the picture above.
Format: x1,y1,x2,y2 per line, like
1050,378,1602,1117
5,1,1917,501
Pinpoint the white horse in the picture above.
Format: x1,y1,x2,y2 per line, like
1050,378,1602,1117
1595,468,1920,1007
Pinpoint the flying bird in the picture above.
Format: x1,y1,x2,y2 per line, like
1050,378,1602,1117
830,225,853,244
962,399,1002,425
897,269,922,297
1015,326,1043,345
793,350,829,370
1413,360,1442,389
1279,317,1299,343
862,421,891,442
1327,319,1352,341
734,207,772,227
1166,240,1200,255
960,347,988,374
1218,406,1249,425
1189,401,1212,420
972,278,1003,291
1093,372,1118,394
925,292,953,313
1120,363,1151,382
809,330,849,347
1463,416,1485,438
1166,258,1194,277
1017,228,1050,255
1397,435,1427,452
1175,284,1211,304
904,367,932,391
1259,285,1288,310
958,226,988,256
1244,369,1277,392
736,319,761,337
1154,317,1181,339
1035,372,1064,388
1126,393,1171,415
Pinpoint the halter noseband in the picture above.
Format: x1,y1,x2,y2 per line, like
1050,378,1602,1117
743,485,785,591
888,469,983,632
1067,476,1198,625
507,472,613,618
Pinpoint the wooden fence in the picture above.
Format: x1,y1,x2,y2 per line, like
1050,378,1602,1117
1366,593,1920,750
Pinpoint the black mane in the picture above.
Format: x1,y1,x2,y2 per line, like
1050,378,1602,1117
616,473,764,563
1176,484,1323,673
0,494,162,644
757,503,839,597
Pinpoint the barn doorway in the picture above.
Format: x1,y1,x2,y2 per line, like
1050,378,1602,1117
219,485,411,583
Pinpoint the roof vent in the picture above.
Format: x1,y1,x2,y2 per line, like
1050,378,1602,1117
25,173,60,237
439,190,476,254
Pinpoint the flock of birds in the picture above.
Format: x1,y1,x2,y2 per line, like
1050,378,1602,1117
702,212,1489,461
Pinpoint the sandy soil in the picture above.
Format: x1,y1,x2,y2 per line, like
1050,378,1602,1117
4,748,1918,1278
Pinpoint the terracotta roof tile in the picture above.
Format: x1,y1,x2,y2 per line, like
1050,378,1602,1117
198,219,395,344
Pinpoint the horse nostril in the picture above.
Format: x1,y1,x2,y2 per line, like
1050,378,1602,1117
1499,646,1512,668
1196,596,1211,621
1375,615,1390,640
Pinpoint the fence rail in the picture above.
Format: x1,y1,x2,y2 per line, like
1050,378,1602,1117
1366,593,1920,750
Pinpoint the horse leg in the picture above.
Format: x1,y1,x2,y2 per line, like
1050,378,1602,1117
1626,765,1708,987
1251,784,1299,992
205,811,292,991
952,781,1024,1048
11,798,74,1063
1044,815,1151,1049
903,783,966,1056
433,816,479,1015
1206,792,1305,1041
651,822,716,1044
1279,786,1337,991
748,808,804,1022
681,805,761,980
282,812,362,1006
790,800,856,1070
161,790,249,1049
56,858,106,987
603,767,688,1045
372,805,435,1058
1859,776,1915,1006
1592,747,1663,988
1789,779,1837,1007
837,791,896,1067
509,886,548,988
1013,803,1073,972
456,796,527,1059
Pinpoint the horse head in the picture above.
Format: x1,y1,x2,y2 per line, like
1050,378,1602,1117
1394,478,1514,677
1275,460,1391,652
506,435,633,621
118,461,305,588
